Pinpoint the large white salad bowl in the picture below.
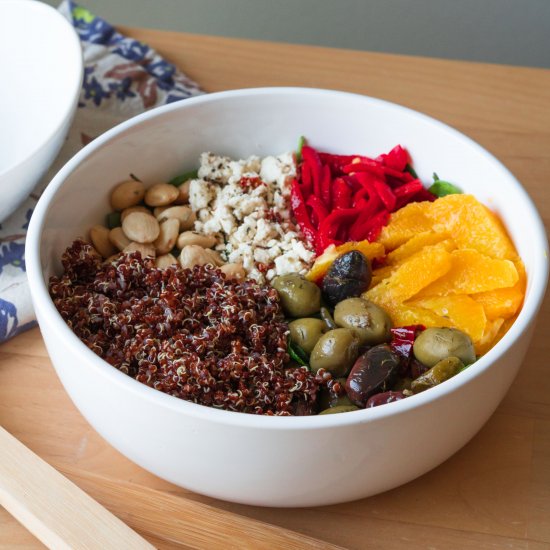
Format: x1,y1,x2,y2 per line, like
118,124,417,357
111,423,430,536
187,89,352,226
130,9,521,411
26,88,548,507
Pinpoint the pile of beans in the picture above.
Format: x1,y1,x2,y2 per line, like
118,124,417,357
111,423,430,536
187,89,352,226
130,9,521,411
89,178,245,280
49,240,328,415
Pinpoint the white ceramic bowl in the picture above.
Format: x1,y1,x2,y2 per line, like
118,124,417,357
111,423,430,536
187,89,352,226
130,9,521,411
0,0,82,222
26,88,548,507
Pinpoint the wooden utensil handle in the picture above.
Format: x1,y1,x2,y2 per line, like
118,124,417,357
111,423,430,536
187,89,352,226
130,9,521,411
58,465,347,550
0,426,154,549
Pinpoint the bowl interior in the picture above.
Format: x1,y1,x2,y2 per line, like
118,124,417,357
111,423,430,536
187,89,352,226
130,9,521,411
0,0,82,176
31,88,548,419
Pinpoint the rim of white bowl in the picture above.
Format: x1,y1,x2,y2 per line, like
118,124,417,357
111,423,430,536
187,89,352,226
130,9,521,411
0,0,83,180
26,87,549,431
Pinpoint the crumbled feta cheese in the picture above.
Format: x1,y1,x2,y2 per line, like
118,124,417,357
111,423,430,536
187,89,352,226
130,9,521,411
189,151,315,283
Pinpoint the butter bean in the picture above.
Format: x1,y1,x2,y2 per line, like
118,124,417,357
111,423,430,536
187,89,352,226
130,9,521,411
155,253,178,269
153,206,169,218
179,245,216,269
177,231,217,249
122,211,160,244
154,218,180,254
174,180,191,204
121,205,151,222
109,227,131,251
156,205,196,231
110,180,146,211
144,183,179,207
203,248,224,267
90,225,117,258
123,242,156,258
220,263,245,281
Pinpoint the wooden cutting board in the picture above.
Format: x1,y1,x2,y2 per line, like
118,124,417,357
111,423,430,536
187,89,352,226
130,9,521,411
1,28,550,549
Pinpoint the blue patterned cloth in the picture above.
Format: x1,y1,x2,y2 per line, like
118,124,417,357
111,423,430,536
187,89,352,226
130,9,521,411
0,1,203,343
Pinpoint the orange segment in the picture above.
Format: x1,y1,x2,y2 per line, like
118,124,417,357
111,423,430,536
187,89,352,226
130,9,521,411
407,295,487,343
386,231,452,265
417,249,519,297
475,317,505,355
425,194,517,260
366,298,454,330
377,202,433,251
364,243,452,303
305,240,385,281
471,258,526,319
370,265,396,287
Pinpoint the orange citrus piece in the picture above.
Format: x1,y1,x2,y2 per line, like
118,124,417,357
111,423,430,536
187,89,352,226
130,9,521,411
475,317,505,355
364,243,452,304
471,259,526,319
417,249,519,297
377,201,433,251
386,231,453,265
407,294,487,343
425,194,517,260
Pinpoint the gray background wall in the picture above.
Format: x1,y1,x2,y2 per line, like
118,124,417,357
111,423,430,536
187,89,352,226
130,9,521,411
42,0,550,68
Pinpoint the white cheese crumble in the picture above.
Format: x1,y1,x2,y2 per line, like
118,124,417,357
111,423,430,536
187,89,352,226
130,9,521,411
189,151,315,282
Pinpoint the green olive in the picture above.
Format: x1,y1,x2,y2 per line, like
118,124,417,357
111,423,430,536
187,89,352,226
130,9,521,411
310,328,359,377
272,273,321,317
411,356,463,394
393,377,413,391
333,297,392,346
319,405,359,415
413,327,476,367
289,318,326,354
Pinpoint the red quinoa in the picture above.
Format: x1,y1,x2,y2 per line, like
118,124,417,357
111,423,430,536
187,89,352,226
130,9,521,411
49,239,327,415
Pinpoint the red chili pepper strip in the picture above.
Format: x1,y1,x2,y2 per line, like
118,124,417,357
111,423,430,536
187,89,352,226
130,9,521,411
382,165,411,181
342,161,385,178
353,171,380,191
372,179,397,211
318,153,363,168
365,209,390,242
321,164,332,207
350,209,390,243
290,178,317,248
306,195,329,228
394,179,426,209
317,208,359,253
390,324,426,376
301,146,323,199
393,179,424,199
332,177,353,209
300,161,313,197
384,145,409,172
413,188,438,203
348,201,385,241
344,174,362,193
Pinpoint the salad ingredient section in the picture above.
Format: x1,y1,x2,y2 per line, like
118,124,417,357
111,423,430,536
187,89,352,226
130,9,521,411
49,143,526,416
365,194,525,354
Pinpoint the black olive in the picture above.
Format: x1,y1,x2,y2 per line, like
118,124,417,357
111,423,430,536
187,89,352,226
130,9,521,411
322,251,372,306
345,344,400,407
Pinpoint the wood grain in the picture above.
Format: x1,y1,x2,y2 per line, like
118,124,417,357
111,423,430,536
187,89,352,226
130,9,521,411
0,427,153,550
1,29,550,549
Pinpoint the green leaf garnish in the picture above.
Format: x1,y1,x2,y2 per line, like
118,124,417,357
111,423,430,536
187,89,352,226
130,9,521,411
296,136,306,164
288,341,309,367
429,180,462,197
169,169,198,186
106,212,121,229
405,163,418,178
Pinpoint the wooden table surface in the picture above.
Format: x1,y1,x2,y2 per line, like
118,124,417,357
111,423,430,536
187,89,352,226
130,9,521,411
2,29,550,549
